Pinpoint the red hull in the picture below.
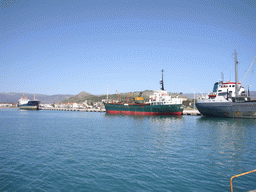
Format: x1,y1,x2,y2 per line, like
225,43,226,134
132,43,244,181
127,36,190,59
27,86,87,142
106,110,182,116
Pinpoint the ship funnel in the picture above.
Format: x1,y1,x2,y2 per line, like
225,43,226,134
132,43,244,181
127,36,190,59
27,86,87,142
160,69,164,90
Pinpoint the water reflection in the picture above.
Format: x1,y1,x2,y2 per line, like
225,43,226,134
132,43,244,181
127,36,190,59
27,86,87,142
149,115,184,128
196,116,256,173
104,113,185,130
104,114,185,152
197,116,256,128
105,113,184,124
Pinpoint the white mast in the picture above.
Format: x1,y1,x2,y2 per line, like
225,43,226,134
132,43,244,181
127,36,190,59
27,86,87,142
235,50,239,98
107,86,109,100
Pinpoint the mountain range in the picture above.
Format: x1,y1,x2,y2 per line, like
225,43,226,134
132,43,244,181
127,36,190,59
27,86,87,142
0,92,73,104
1,91,255,104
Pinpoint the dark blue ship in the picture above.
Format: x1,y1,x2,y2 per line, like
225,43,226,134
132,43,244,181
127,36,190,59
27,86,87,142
17,94,40,110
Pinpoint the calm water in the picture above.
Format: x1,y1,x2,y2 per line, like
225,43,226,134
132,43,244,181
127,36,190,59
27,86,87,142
1,108,256,191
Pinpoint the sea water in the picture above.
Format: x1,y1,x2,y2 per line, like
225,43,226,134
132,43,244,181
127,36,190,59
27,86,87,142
1,108,256,191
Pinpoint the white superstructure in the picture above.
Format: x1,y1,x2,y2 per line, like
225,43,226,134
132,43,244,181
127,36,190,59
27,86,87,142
198,81,247,103
18,97,30,105
149,90,182,105
195,51,256,118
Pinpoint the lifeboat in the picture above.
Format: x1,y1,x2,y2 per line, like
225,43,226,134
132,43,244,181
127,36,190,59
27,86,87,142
208,94,216,98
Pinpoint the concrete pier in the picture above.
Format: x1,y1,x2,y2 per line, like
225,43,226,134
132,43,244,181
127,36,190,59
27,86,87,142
182,109,202,116
40,108,106,112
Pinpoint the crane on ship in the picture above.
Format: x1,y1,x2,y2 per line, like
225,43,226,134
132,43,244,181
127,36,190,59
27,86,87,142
241,56,256,84
116,90,121,102
125,92,132,103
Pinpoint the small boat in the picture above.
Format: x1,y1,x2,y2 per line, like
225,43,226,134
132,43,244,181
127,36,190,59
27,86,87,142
103,70,183,116
17,93,40,110
196,51,256,118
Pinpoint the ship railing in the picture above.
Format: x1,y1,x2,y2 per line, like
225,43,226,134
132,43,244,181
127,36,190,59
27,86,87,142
230,169,256,192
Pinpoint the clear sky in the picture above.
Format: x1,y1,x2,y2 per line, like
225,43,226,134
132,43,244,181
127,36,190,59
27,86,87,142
1,0,256,95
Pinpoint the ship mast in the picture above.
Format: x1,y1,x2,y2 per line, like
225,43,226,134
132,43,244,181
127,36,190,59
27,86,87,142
160,69,164,90
235,50,238,98
107,86,109,100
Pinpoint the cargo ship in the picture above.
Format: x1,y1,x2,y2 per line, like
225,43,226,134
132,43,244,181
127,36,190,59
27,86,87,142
17,93,40,110
196,50,256,118
103,70,183,116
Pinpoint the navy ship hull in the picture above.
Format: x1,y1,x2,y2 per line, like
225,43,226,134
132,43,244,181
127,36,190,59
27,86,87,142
196,102,256,118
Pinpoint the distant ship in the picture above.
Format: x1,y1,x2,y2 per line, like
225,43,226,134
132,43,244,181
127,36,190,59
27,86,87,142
103,70,183,116
196,51,256,118
17,93,40,110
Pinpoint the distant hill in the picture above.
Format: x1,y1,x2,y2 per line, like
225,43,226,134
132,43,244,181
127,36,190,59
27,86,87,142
62,90,188,103
62,91,93,103
250,91,256,99
0,92,73,104
183,93,207,99
183,93,197,100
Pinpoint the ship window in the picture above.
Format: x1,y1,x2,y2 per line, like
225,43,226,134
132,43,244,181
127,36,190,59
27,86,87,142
213,82,218,92
229,85,231,87
232,85,235,87
218,90,222,92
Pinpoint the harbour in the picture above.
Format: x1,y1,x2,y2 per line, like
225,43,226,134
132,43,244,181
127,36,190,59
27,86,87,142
14,50,256,118
1,108,255,191
1,0,256,191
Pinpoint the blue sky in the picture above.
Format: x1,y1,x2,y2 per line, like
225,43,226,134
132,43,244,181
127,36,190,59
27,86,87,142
1,0,256,95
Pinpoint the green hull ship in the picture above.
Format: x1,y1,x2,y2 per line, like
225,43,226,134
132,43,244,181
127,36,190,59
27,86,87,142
103,102,183,116
103,70,183,116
